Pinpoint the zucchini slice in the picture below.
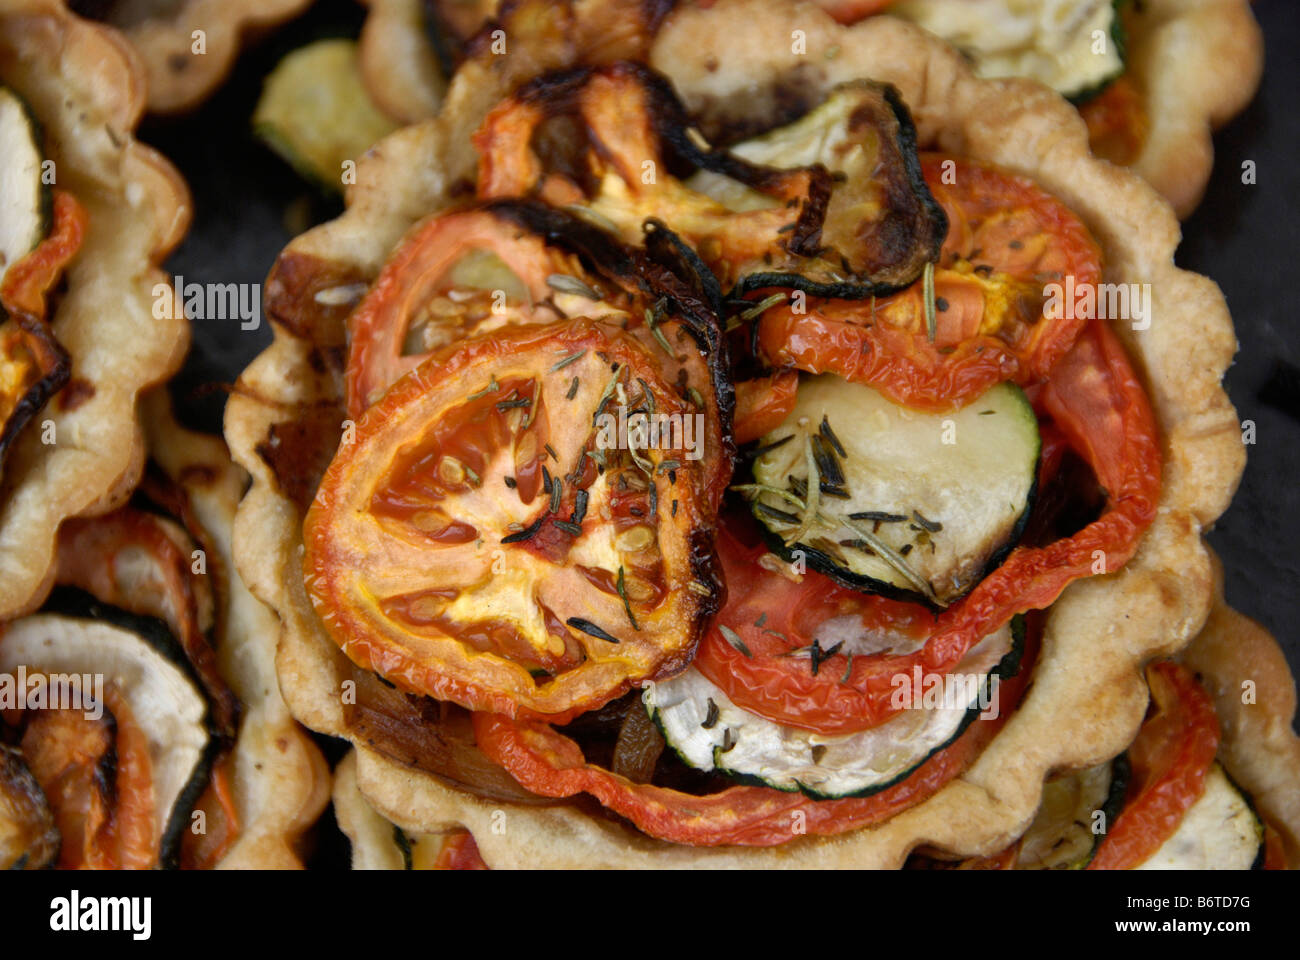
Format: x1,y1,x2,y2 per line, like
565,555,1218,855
649,620,1019,799
889,0,1125,102
686,80,946,297
253,40,397,192
749,375,1040,606
0,85,48,285
1133,763,1262,870
1016,755,1127,869
0,745,59,870
0,611,212,868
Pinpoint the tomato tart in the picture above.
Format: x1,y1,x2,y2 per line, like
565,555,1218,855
228,0,1246,866
0,0,190,621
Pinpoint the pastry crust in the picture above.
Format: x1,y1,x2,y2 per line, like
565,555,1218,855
1180,553,1300,868
1121,0,1263,218
98,0,312,114
143,392,329,869
357,0,446,125
333,749,411,869
227,0,1245,865
0,0,190,620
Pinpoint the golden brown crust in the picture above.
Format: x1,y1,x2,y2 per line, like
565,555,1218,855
1180,554,1300,868
357,0,446,124
1123,0,1263,219
0,0,190,620
104,0,312,114
228,0,1245,865
143,392,329,869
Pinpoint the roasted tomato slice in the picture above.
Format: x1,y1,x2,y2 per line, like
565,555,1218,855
56,507,239,743
346,201,736,511
0,191,83,473
698,315,1159,734
756,154,1102,410
306,318,722,722
1088,662,1220,870
471,623,1034,847
18,685,155,870
473,62,943,296
733,370,799,446
1080,75,1148,169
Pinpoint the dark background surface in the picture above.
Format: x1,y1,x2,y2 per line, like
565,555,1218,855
137,0,1298,860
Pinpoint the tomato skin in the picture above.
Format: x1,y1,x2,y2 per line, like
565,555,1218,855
699,317,1160,735
1088,662,1221,870
810,0,895,23
345,208,572,419
473,624,1036,847
757,154,1102,411
433,829,489,870
0,190,86,319
732,371,799,446
1080,76,1148,169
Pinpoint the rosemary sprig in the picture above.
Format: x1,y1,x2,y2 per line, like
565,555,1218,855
566,617,620,644
718,625,752,658
547,274,600,300
923,260,937,343
549,350,587,372
616,566,641,632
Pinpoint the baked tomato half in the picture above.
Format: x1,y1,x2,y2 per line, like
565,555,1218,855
1088,661,1220,870
756,153,1102,411
306,318,722,722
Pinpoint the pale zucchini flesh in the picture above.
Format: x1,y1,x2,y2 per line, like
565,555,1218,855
889,0,1125,101
0,86,48,287
751,375,1040,606
1133,763,1262,871
648,621,1020,798
1016,757,1127,869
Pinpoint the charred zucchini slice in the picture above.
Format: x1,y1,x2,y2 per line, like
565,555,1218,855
253,39,397,192
1134,763,1262,870
0,745,59,870
0,86,47,284
890,0,1126,103
749,375,1039,606
0,609,213,869
1016,755,1128,869
687,81,947,297
649,618,1021,798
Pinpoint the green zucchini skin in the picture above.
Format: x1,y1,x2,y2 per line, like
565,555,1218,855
36,587,217,870
650,617,1026,801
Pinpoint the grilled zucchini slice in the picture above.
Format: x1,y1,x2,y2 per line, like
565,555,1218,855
253,39,397,192
0,86,48,284
1016,755,1128,869
0,609,213,869
750,375,1039,606
0,745,59,870
649,619,1020,798
890,0,1126,102
1134,763,1262,870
